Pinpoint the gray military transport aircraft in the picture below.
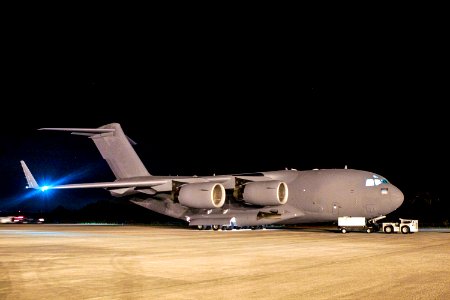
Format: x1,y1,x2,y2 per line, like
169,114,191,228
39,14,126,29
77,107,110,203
20,123,404,230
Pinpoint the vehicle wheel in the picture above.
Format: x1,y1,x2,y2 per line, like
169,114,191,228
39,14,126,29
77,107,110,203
212,225,220,231
401,226,410,234
384,226,393,234
197,225,205,230
341,228,347,234
366,228,372,233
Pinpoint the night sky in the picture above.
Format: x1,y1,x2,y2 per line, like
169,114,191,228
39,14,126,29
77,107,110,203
0,29,447,214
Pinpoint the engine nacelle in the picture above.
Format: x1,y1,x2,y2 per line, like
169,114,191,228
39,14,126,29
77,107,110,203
178,182,226,209
242,180,288,206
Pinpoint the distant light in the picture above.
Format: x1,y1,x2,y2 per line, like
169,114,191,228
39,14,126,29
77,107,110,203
41,186,49,192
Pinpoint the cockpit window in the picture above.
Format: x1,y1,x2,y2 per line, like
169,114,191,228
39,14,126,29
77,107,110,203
366,179,375,186
366,177,389,186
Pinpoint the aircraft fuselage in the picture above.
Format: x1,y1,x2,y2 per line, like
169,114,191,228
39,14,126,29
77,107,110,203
131,169,404,227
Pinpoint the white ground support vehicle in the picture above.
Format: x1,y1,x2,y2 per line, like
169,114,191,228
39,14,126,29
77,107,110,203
382,218,419,234
337,216,386,233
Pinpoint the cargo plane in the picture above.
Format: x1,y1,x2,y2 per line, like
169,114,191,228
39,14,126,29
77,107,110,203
20,123,404,229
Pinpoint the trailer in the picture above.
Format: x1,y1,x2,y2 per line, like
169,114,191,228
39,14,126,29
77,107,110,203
337,216,385,233
382,218,418,234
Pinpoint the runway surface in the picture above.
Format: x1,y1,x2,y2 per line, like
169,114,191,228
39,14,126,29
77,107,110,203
1,224,449,299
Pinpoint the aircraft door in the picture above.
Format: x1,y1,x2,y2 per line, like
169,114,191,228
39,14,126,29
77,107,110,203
332,187,357,216
332,202,340,216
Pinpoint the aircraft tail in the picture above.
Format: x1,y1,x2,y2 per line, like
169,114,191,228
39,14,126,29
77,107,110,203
39,123,151,179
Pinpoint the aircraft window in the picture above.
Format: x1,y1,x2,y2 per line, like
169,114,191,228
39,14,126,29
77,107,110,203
367,178,389,186
365,179,375,186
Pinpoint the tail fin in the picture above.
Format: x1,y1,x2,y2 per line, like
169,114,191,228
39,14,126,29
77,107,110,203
20,160,40,189
39,123,151,179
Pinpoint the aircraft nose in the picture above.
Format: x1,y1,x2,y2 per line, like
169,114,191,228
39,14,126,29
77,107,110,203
390,185,404,210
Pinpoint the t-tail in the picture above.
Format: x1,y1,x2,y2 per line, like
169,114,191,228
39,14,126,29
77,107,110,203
39,123,151,179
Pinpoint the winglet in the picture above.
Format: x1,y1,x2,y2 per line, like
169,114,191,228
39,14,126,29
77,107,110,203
20,160,40,189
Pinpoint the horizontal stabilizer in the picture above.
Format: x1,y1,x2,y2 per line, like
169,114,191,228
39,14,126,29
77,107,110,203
39,128,115,133
39,127,116,138
20,160,40,189
41,127,138,145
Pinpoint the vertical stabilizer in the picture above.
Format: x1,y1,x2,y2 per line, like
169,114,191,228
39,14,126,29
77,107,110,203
39,123,151,179
91,123,150,178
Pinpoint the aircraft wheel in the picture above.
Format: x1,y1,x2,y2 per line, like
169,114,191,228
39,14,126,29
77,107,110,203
401,226,410,234
212,225,220,231
384,226,393,234
341,228,347,234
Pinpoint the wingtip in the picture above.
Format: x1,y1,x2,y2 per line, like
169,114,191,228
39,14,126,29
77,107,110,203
20,160,40,189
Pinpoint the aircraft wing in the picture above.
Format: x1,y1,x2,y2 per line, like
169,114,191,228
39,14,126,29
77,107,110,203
35,180,170,190
20,160,168,191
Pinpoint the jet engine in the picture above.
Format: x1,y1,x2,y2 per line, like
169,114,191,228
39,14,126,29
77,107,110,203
178,182,226,209
242,180,288,206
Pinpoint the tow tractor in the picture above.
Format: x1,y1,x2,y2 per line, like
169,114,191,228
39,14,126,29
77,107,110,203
381,218,419,234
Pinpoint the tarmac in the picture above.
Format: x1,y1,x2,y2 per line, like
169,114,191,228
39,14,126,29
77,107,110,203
1,224,449,299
